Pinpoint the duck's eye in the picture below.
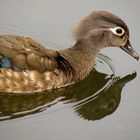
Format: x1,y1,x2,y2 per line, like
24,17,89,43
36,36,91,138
109,27,125,36
116,28,123,34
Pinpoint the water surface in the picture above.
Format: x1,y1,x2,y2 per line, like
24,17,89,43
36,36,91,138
0,1,140,140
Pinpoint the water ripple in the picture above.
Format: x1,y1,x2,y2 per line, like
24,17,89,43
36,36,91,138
0,23,136,122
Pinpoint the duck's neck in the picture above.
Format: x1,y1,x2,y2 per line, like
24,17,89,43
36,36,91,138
59,40,101,81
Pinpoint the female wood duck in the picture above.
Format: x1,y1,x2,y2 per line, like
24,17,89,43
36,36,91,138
0,11,139,93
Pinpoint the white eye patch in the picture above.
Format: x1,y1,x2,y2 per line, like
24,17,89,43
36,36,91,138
109,27,125,36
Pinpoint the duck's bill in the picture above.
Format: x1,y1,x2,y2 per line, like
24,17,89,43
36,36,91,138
120,40,139,61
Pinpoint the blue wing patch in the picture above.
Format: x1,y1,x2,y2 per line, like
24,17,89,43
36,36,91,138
0,57,11,68
0,56,21,71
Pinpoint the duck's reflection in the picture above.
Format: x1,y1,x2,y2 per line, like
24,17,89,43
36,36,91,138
73,71,136,120
0,70,136,121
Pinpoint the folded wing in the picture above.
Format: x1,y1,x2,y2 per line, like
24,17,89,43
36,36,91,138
0,35,59,72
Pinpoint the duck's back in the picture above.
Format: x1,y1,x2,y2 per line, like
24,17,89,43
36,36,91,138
0,35,59,72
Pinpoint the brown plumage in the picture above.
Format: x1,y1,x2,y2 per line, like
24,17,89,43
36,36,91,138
0,11,139,93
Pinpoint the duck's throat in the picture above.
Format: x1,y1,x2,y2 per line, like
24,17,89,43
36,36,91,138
59,41,99,81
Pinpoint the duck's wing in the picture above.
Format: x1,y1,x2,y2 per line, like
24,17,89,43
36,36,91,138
0,35,59,72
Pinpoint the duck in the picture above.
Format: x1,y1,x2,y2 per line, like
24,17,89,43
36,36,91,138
0,10,139,93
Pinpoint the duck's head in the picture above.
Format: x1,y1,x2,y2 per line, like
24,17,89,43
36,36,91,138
74,11,139,60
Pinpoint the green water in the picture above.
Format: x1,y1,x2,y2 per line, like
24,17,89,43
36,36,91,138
0,1,140,140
